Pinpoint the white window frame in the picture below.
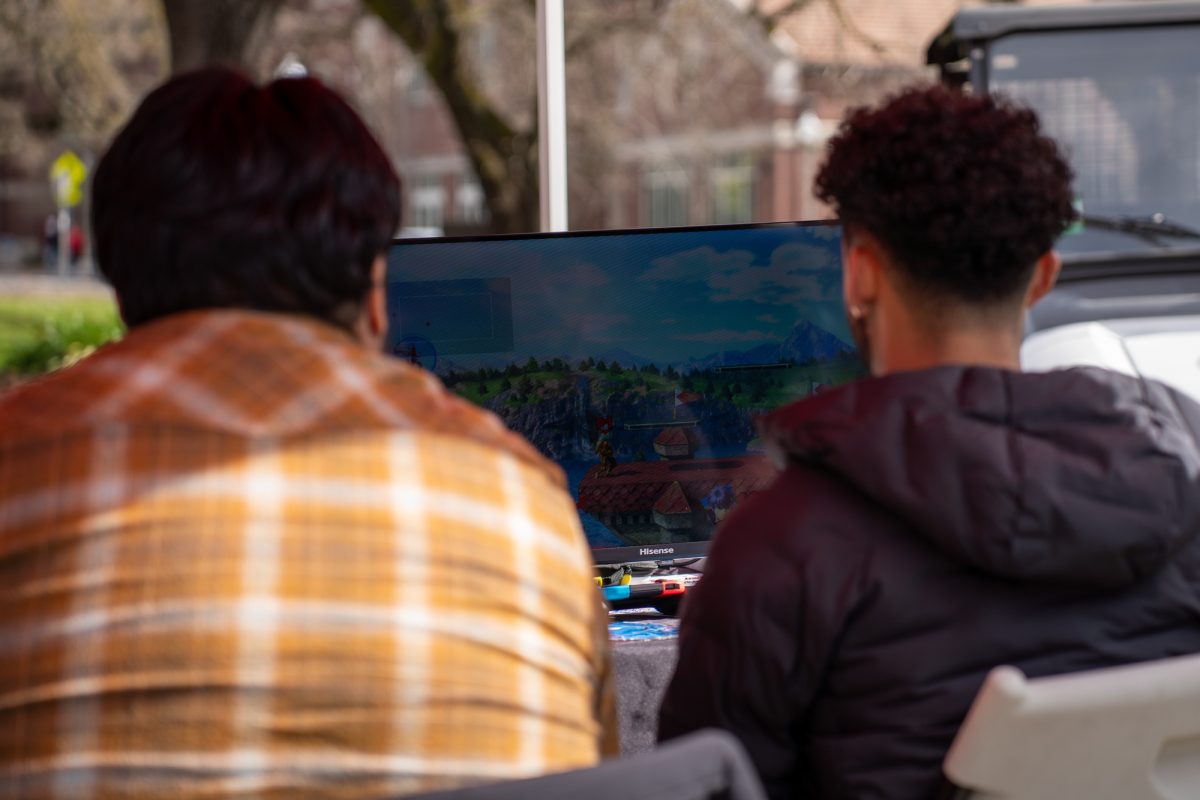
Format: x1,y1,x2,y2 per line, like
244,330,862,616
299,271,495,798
455,176,486,225
410,174,445,229
710,155,756,225
642,164,690,228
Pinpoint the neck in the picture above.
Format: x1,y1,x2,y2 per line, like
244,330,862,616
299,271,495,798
869,291,1023,375
873,328,1022,375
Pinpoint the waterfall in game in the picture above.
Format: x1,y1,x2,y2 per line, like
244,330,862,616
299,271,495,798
575,373,592,460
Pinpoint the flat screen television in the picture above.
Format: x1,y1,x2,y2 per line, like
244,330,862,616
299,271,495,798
385,221,862,565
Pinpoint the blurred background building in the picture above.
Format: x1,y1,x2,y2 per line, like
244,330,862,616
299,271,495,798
0,0,1093,271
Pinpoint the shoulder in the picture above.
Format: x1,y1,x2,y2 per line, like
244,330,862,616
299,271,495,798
712,461,891,570
692,461,902,634
367,357,569,490
0,347,121,443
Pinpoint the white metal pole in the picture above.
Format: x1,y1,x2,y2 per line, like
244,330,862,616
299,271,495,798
56,208,70,276
537,0,568,232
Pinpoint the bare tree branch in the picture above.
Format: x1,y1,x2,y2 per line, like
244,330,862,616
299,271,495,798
745,0,816,33
363,0,538,232
2,0,158,150
564,0,672,60
822,0,886,55
746,0,885,55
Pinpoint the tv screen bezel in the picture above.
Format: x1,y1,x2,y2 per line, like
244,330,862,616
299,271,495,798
388,219,844,566
388,218,838,251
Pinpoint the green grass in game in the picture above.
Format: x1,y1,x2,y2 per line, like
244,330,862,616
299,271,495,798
448,356,863,409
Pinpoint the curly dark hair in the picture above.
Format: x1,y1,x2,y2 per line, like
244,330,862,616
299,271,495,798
815,84,1075,306
93,67,401,330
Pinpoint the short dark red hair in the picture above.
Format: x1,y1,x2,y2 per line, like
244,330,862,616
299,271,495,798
92,67,401,329
816,84,1075,306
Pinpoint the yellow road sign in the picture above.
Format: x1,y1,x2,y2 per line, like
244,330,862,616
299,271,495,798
50,149,87,208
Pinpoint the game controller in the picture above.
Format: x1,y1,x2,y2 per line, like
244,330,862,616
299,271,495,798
601,579,686,616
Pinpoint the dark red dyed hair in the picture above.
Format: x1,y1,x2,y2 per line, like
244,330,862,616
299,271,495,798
92,67,401,330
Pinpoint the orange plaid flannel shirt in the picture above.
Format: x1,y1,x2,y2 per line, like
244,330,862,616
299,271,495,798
0,309,615,799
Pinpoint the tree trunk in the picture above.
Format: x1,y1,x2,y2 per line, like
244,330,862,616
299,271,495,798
363,0,539,233
161,0,285,75
473,129,539,234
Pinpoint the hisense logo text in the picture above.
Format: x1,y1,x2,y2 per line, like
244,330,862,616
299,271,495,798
639,547,675,556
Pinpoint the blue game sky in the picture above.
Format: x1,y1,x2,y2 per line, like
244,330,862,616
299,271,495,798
386,224,851,366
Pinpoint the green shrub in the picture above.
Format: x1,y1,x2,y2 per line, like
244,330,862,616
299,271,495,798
0,297,124,377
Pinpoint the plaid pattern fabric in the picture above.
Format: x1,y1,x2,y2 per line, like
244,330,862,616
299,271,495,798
0,309,614,799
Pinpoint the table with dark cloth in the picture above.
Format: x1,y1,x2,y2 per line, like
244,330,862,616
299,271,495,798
609,611,681,755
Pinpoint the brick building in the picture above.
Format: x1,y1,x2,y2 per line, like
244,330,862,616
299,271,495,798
387,0,976,233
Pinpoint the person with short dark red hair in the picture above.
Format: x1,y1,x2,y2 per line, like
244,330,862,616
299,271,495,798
0,68,614,798
659,85,1200,799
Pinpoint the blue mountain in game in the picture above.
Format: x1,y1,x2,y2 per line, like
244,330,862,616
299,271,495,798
778,320,855,363
598,347,656,369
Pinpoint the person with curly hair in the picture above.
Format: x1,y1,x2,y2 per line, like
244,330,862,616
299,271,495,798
659,85,1200,798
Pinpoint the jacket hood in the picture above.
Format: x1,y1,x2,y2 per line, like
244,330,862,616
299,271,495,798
760,366,1200,589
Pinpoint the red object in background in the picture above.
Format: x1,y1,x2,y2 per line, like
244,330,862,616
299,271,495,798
69,225,83,261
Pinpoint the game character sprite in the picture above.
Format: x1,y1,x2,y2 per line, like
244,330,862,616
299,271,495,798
592,416,618,475
700,482,736,524
595,438,617,476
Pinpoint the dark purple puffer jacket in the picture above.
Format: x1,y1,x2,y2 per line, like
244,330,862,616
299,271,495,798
659,366,1200,799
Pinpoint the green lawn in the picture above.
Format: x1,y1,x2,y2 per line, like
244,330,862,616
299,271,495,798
0,296,124,378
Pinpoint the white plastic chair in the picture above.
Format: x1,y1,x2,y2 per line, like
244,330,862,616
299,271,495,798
943,652,1200,799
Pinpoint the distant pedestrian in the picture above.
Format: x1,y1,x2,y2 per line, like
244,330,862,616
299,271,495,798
42,214,57,269
68,223,83,265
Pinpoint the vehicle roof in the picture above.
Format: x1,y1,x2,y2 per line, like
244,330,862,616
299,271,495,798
951,1,1200,42
1022,315,1200,402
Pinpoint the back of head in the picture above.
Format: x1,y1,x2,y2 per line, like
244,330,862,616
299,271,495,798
92,67,401,331
815,84,1075,314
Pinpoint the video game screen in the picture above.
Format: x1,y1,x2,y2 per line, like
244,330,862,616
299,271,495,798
386,222,863,561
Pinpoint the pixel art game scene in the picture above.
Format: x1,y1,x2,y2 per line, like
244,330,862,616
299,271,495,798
386,223,863,554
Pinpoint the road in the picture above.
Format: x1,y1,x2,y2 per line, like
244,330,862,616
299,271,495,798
0,271,114,299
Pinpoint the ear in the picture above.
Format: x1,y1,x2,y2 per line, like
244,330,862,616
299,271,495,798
367,255,387,337
113,293,130,328
1024,250,1061,309
842,228,882,312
